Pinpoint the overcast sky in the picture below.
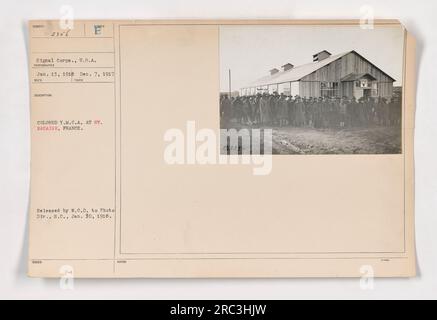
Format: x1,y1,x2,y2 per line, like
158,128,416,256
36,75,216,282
219,25,404,92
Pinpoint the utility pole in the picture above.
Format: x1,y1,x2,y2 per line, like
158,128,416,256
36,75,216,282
228,69,232,98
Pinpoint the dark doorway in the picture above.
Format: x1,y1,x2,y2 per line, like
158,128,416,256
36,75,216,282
363,89,371,98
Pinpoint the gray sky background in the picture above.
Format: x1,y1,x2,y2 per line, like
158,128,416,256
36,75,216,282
219,25,404,92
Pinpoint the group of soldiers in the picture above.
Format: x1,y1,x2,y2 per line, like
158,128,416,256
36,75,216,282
220,92,402,129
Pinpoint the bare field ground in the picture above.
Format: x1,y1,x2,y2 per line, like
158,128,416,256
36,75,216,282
271,126,402,154
222,124,402,155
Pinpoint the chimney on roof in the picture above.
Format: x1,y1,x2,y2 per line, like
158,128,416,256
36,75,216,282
313,50,332,62
269,68,279,76
281,63,294,71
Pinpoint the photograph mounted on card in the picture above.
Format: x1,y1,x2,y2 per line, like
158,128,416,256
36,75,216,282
28,20,416,278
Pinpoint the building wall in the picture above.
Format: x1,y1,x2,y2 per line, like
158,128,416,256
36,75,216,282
278,82,290,95
275,82,300,96
353,85,365,100
290,82,300,96
299,51,394,98
243,51,394,98
377,82,394,97
268,84,278,94
299,81,320,98
341,81,354,98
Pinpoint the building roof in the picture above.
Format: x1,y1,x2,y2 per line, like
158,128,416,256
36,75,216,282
313,50,332,58
243,50,395,88
341,72,377,82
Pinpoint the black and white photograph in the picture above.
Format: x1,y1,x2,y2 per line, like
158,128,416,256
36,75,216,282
220,25,404,155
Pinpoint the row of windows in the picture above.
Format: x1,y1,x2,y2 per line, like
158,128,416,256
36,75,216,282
320,81,378,98
241,81,379,97
320,82,339,98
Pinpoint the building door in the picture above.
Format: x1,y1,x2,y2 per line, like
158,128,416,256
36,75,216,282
363,89,371,98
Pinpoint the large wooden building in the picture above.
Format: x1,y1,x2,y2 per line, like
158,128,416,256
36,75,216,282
240,50,395,99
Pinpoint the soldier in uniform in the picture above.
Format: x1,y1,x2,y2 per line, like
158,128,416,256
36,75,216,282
331,97,340,128
305,97,314,127
242,96,251,125
338,96,347,128
231,97,241,124
325,97,332,128
313,97,323,128
278,93,289,127
382,97,390,126
322,97,329,127
390,96,401,126
288,95,296,126
259,93,271,125
220,94,232,128
332,97,341,128
269,92,279,126
295,96,306,127
302,98,309,126
357,97,366,127
374,97,381,125
362,97,370,127
346,97,356,128
250,95,260,125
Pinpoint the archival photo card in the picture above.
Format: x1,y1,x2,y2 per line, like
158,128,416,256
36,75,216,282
27,20,415,278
